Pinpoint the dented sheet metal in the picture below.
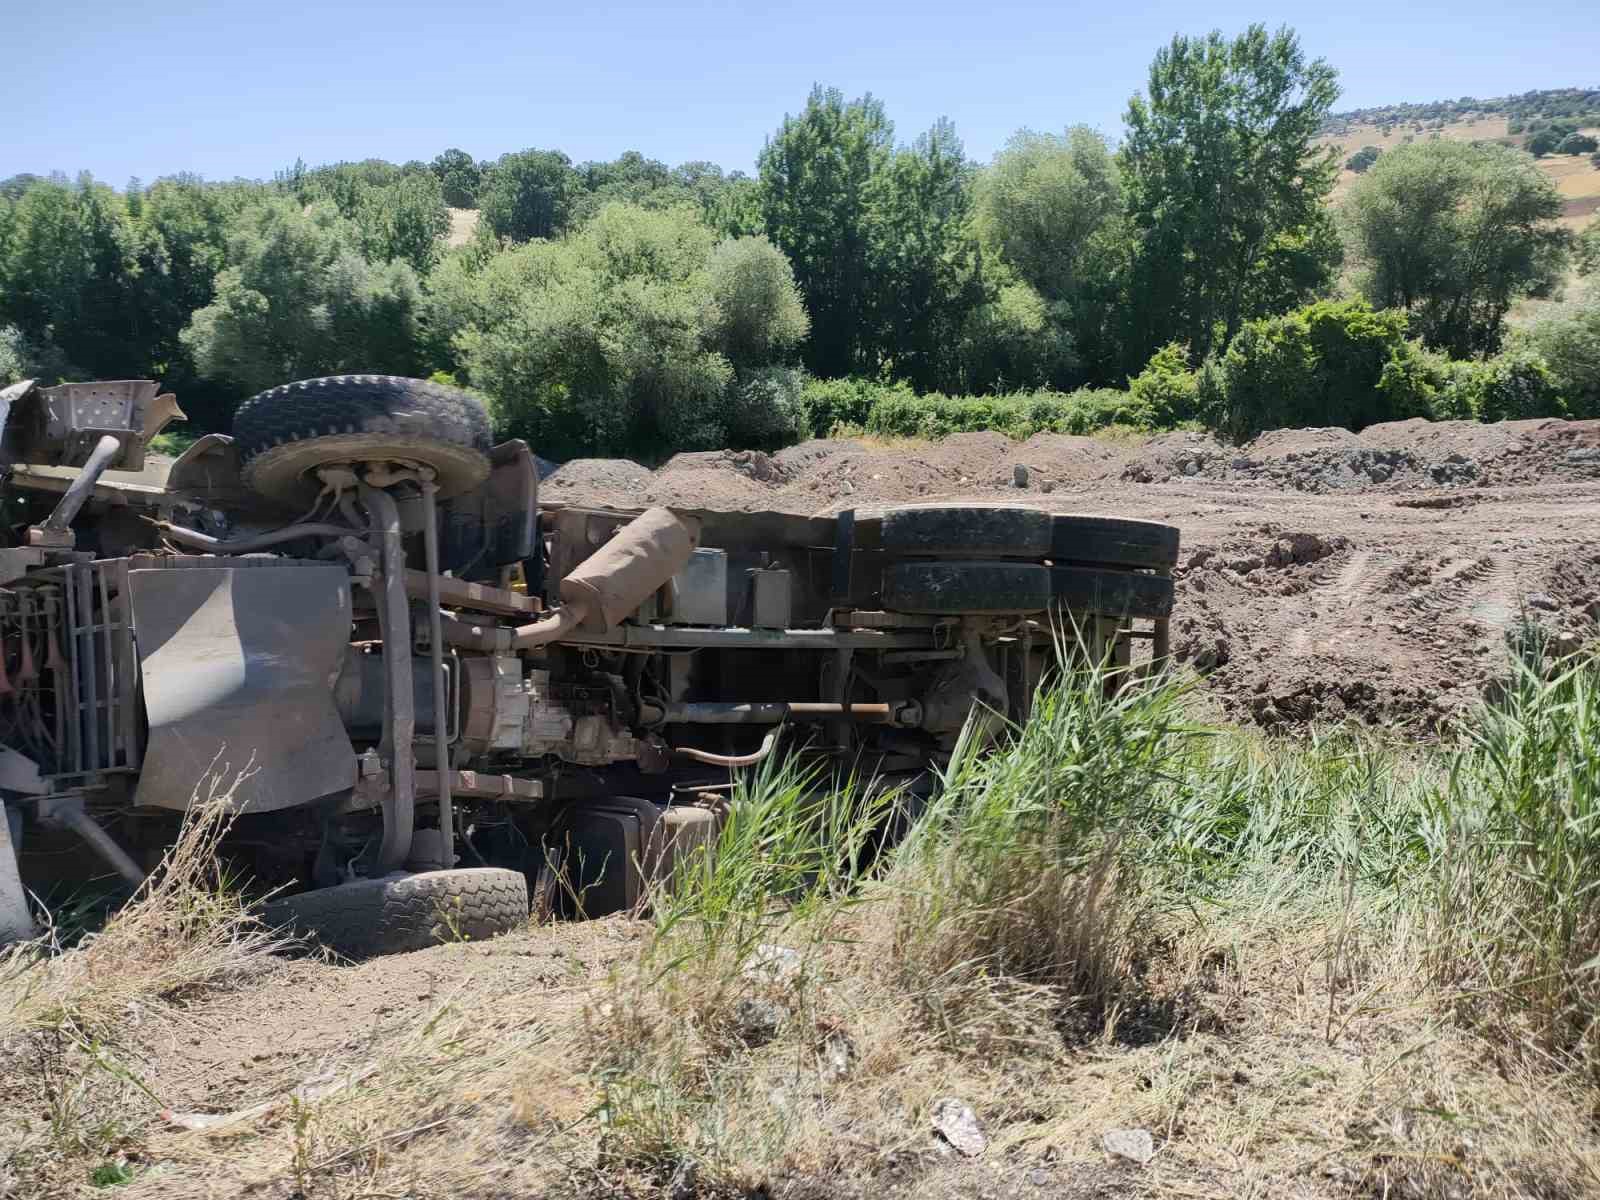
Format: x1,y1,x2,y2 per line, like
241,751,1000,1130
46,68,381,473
130,565,356,812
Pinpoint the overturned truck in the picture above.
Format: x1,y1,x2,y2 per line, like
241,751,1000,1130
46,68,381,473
0,375,1178,956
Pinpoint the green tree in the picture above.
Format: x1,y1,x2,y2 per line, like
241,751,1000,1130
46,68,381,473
1556,132,1598,156
956,276,1077,393
1345,145,1383,172
1526,129,1561,157
479,149,578,242
124,175,249,425
1120,24,1342,368
180,198,422,394
442,204,810,457
354,172,450,272
1342,140,1568,356
573,151,684,223
868,118,984,391
973,126,1120,302
430,149,481,208
704,235,809,365
0,174,146,378
706,173,762,238
758,86,894,377
970,124,1123,386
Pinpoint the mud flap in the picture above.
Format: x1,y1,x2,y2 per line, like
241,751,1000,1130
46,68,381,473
130,565,357,813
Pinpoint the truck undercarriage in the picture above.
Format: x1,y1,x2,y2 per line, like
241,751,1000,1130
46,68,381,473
0,374,1178,957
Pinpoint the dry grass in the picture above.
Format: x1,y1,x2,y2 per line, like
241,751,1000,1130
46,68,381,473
7,664,1600,1198
0,764,293,1196
572,891,1600,1199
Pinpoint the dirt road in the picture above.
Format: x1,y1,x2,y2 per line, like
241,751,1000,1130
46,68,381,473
543,416,1600,728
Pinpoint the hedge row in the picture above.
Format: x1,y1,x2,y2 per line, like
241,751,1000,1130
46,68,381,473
800,378,1165,441
795,296,1597,448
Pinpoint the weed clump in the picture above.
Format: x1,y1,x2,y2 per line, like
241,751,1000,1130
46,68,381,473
1418,650,1600,1079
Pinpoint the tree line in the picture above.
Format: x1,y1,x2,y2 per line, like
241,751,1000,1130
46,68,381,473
1325,86,1600,133
1,24,1596,459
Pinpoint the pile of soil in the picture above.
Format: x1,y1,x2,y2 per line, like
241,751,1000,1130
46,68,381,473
537,417,1600,729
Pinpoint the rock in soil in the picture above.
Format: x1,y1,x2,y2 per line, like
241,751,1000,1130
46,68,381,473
931,1097,987,1157
1102,1128,1155,1165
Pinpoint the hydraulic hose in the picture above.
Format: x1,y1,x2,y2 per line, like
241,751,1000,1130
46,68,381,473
151,521,361,553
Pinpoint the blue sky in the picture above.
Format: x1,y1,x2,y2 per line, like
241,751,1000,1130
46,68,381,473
4,0,1592,184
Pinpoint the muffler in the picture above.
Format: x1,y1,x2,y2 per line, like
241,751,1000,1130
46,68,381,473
514,507,698,649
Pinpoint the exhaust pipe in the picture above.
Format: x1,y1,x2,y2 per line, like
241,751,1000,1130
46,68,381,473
513,507,697,650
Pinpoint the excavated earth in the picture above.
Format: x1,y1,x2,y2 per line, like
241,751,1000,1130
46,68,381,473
541,417,1600,730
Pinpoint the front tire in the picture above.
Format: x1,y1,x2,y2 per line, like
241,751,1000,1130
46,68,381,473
233,375,494,507
264,867,528,960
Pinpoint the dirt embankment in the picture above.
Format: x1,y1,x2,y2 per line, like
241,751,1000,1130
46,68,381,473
542,417,1600,729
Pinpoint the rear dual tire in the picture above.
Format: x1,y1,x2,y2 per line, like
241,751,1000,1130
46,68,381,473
880,505,1179,569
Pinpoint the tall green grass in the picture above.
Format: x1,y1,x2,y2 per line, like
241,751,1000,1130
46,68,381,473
590,644,1600,1185
1417,652,1600,1076
634,646,1600,1039
883,659,1195,1048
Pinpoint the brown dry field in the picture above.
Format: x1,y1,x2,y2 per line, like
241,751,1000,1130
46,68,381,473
1319,115,1600,229
446,206,479,246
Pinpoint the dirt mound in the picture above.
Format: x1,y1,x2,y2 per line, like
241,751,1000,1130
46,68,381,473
773,434,1021,512
1119,430,1230,483
539,457,652,503
1014,432,1129,489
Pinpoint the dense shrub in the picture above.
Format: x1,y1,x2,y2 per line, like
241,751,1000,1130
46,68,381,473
1521,293,1600,419
1345,145,1382,172
1387,339,1569,423
0,326,26,385
1466,345,1563,421
1576,222,1600,277
440,203,808,459
1204,300,1428,440
0,324,74,386
1555,132,1597,156
723,366,809,449
863,386,1154,440
1526,129,1561,157
1126,341,1200,425
798,377,912,436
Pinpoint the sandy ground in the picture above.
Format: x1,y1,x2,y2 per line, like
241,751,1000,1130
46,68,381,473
541,416,1600,730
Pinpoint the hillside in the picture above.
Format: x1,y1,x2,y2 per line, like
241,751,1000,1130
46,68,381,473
1324,85,1600,133
1317,112,1600,230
